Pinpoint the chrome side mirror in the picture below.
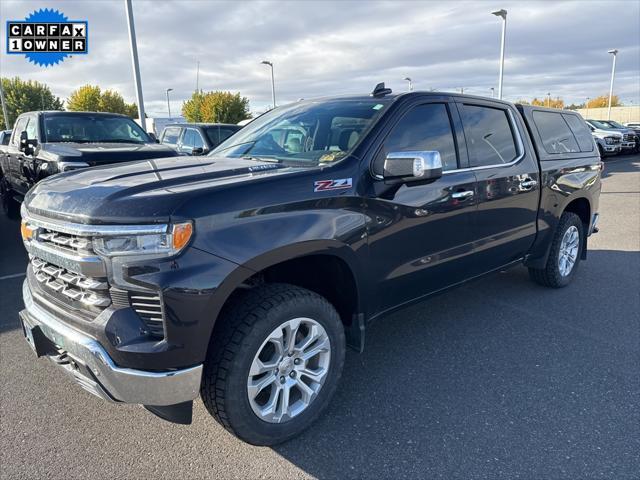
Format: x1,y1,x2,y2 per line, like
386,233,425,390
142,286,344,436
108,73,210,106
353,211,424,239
383,151,443,182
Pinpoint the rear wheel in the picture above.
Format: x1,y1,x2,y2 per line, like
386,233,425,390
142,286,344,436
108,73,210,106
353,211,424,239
201,283,346,445
1,178,20,220
529,212,584,288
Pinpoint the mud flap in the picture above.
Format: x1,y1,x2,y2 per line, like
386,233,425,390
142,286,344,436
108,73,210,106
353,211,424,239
346,313,365,353
144,401,193,425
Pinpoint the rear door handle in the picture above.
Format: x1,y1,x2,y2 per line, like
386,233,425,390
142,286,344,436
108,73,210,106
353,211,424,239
451,190,474,199
520,179,538,189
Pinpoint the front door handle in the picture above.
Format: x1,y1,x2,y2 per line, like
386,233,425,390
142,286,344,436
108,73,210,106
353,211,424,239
520,179,538,189
451,190,474,199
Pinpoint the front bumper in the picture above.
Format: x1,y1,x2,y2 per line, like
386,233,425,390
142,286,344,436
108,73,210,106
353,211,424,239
20,280,203,406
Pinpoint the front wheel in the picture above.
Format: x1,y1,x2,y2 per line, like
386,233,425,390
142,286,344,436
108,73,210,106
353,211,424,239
529,212,584,288
201,284,346,445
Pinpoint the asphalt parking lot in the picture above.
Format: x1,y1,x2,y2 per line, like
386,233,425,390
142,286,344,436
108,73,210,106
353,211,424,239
1,154,638,479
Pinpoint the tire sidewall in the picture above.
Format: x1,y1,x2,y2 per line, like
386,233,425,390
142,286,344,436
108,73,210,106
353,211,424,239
222,294,345,445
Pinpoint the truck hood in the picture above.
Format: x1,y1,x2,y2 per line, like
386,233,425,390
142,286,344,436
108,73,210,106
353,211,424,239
24,155,297,224
39,142,177,165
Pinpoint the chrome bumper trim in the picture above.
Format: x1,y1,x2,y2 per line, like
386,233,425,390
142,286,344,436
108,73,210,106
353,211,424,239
21,280,202,406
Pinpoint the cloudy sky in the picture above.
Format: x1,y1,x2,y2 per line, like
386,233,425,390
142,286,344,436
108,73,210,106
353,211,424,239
1,0,639,117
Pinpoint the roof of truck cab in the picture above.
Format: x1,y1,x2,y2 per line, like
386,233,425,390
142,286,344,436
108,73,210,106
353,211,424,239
37,111,130,118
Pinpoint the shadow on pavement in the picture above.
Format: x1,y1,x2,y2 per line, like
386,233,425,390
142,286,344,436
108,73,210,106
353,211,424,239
274,249,640,479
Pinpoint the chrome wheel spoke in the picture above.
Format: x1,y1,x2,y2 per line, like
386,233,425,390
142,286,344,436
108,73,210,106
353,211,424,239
296,378,316,403
248,373,276,398
300,367,327,383
301,336,330,361
283,318,301,355
249,357,278,376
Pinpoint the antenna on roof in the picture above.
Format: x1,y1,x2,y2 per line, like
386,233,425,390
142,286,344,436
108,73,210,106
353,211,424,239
371,82,392,98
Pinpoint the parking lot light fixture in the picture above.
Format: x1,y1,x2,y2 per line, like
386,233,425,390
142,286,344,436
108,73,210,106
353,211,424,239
490,87,495,98
403,77,413,91
166,88,173,119
547,92,551,108
491,9,507,100
261,60,276,109
607,49,618,120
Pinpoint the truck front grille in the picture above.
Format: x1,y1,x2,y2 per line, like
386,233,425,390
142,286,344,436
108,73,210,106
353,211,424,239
31,257,111,311
23,212,167,338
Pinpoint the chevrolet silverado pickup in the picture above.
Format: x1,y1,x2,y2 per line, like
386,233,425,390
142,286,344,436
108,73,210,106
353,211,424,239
0,111,177,218
19,86,602,445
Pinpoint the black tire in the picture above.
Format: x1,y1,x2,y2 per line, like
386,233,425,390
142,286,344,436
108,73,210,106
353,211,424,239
1,178,20,220
528,212,584,288
597,144,605,158
201,283,346,446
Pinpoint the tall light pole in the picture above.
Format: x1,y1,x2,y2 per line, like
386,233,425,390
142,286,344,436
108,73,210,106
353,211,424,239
586,97,590,118
547,92,551,108
492,9,507,100
490,87,495,98
261,60,276,109
125,0,146,130
166,88,173,119
607,49,618,120
403,77,413,91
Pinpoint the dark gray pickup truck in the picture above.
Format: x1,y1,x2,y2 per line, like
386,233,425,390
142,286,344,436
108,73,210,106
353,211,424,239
0,111,177,218
19,87,602,445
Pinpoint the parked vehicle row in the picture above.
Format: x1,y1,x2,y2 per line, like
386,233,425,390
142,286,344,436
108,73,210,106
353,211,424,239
17,85,602,445
585,119,639,156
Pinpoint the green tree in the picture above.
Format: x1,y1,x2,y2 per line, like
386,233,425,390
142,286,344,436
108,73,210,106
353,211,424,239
182,91,206,123
0,77,63,128
66,85,139,117
182,90,250,124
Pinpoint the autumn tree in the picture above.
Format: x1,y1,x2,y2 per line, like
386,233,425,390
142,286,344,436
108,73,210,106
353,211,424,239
66,85,138,117
530,97,565,109
586,95,621,108
182,90,250,124
0,77,63,128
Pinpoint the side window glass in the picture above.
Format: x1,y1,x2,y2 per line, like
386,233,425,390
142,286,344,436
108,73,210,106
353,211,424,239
11,117,28,146
375,103,458,173
25,118,38,140
532,111,580,154
192,130,205,149
459,104,518,167
161,127,181,145
182,129,195,149
562,114,594,152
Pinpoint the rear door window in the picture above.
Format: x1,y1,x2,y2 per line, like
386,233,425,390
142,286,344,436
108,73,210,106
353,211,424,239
161,127,181,145
562,114,594,152
459,104,518,167
532,111,580,154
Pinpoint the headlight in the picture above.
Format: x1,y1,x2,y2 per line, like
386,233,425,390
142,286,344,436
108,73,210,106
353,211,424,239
93,222,193,257
605,137,614,144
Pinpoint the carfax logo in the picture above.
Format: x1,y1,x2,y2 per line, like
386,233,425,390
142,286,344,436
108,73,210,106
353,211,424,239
6,8,88,67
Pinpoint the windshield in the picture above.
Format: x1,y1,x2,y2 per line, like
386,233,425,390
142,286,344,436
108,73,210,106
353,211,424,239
605,120,625,129
209,98,391,166
43,115,151,143
588,120,616,130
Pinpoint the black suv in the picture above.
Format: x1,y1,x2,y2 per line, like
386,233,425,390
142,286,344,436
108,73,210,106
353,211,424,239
160,123,242,155
19,87,601,446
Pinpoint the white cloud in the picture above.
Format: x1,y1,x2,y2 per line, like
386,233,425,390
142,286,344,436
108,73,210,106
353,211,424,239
1,0,638,116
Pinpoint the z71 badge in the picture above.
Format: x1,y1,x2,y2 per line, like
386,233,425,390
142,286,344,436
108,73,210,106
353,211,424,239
314,178,353,192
